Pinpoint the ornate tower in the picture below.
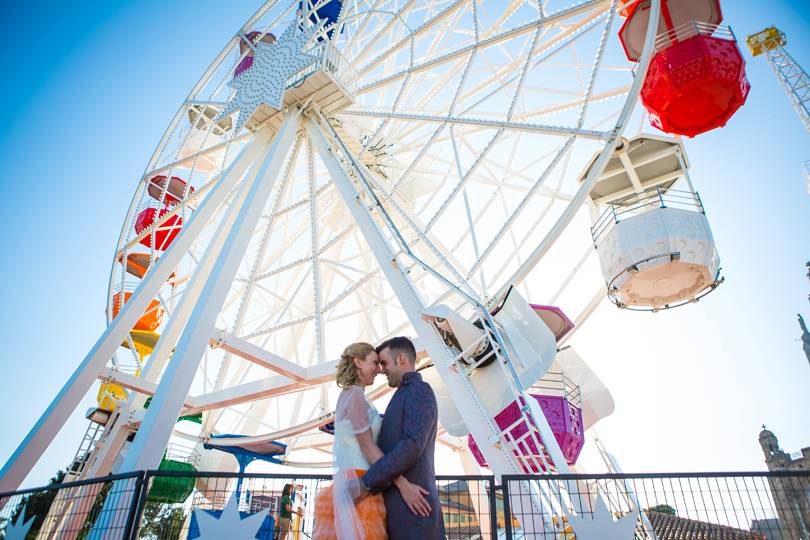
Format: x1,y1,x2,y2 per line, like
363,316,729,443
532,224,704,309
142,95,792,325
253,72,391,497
758,426,810,539
759,426,790,467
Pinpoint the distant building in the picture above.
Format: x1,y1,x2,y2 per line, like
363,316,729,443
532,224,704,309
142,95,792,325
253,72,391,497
647,511,766,539
751,518,785,540
759,426,810,539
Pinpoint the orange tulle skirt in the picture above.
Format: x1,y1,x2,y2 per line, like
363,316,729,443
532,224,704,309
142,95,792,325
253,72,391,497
313,469,387,540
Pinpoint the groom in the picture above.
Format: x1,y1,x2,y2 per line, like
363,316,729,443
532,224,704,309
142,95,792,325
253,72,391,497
354,336,445,539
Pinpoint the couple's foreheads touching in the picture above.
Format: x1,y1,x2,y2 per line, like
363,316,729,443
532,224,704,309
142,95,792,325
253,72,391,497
336,337,417,389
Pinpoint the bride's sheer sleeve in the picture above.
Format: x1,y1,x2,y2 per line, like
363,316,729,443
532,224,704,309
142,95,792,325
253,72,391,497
336,385,372,434
332,386,370,539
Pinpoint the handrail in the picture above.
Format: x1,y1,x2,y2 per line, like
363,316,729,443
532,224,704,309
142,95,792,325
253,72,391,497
289,40,359,94
591,185,704,245
529,371,583,408
503,470,810,481
655,21,737,51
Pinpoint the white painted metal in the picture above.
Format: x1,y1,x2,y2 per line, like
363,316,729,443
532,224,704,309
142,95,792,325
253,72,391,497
85,114,302,539
762,34,810,134
551,347,614,429
70,131,274,485
493,0,662,305
421,292,557,437
121,112,301,472
306,114,550,533
307,113,600,534
0,131,269,492
4,5,663,527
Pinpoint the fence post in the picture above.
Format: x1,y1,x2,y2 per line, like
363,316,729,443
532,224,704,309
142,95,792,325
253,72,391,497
502,476,514,540
124,470,150,540
487,476,498,540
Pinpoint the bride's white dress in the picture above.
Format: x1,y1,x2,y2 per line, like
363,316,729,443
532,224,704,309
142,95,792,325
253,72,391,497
314,385,387,540
334,385,382,470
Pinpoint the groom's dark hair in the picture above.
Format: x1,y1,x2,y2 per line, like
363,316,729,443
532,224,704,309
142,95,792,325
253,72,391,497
377,336,416,366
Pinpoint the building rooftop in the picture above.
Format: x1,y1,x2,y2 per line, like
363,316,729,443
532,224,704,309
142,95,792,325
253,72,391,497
647,511,766,539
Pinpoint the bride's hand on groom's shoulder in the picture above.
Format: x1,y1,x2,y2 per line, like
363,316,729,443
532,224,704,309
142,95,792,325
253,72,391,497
394,477,431,517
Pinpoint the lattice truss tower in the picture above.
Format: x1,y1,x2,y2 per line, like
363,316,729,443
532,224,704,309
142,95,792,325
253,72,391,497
747,27,810,190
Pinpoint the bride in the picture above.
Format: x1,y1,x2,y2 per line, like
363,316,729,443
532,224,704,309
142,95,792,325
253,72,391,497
313,342,430,539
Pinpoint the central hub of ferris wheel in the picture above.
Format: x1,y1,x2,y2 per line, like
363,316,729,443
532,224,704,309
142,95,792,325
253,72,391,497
217,23,357,134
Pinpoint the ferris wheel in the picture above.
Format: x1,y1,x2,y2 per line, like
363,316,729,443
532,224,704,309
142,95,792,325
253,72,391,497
100,0,651,468
2,0,680,533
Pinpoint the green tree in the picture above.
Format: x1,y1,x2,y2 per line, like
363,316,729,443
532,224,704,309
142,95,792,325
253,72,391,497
647,503,677,516
137,503,186,540
8,469,66,539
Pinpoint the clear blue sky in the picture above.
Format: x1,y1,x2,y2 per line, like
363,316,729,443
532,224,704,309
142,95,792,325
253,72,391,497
0,0,808,488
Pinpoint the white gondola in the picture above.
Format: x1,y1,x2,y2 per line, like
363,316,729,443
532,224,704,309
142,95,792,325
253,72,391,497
176,105,233,174
550,347,614,430
421,289,557,437
581,134,722,310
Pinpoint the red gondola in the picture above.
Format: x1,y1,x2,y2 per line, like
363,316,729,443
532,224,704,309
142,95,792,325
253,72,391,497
147,175,194,206
134,208,183,251
619,0,749,137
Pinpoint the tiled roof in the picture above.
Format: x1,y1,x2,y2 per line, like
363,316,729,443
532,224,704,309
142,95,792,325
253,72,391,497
647,511,766,539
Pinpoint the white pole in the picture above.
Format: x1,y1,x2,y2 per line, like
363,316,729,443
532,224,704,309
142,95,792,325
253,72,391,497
122,112,301,472
0,130,270,493
305,115,516,476
306,116,552,535
74,130,272,478
84,113,301,540
77,129,273,483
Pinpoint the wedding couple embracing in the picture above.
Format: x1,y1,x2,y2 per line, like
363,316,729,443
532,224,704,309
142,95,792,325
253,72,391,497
313,337,446,540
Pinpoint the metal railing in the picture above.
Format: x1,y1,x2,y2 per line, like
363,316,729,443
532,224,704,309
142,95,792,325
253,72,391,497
503,471,810,540
529,372,582,409
632,21,738,76
4,470,809,539
0,471,145,540
1,472,498,539
655,21,738,52
289,40,360,95
591,185,705,246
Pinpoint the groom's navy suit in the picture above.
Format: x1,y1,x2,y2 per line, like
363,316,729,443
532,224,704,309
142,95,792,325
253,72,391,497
362,372,445,539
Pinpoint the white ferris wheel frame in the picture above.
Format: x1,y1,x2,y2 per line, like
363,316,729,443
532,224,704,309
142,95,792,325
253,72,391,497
0,0,662,500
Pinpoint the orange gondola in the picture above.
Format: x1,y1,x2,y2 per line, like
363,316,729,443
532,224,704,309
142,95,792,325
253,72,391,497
112,292,164,332
118,253,176,283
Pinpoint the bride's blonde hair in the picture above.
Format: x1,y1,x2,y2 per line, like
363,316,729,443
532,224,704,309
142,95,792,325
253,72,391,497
336,342,375,388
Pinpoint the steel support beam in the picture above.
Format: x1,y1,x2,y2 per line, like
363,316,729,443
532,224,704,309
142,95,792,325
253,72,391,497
0,128,270,493
120,112,301,472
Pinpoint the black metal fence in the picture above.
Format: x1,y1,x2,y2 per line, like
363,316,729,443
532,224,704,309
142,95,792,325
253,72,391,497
0,471,144,540
1,471,808,539
503,471,810,540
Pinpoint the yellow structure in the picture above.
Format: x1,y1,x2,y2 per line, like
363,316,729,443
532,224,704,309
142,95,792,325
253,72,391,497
746,26,785,57
121,329,160,359
97,382,127,411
